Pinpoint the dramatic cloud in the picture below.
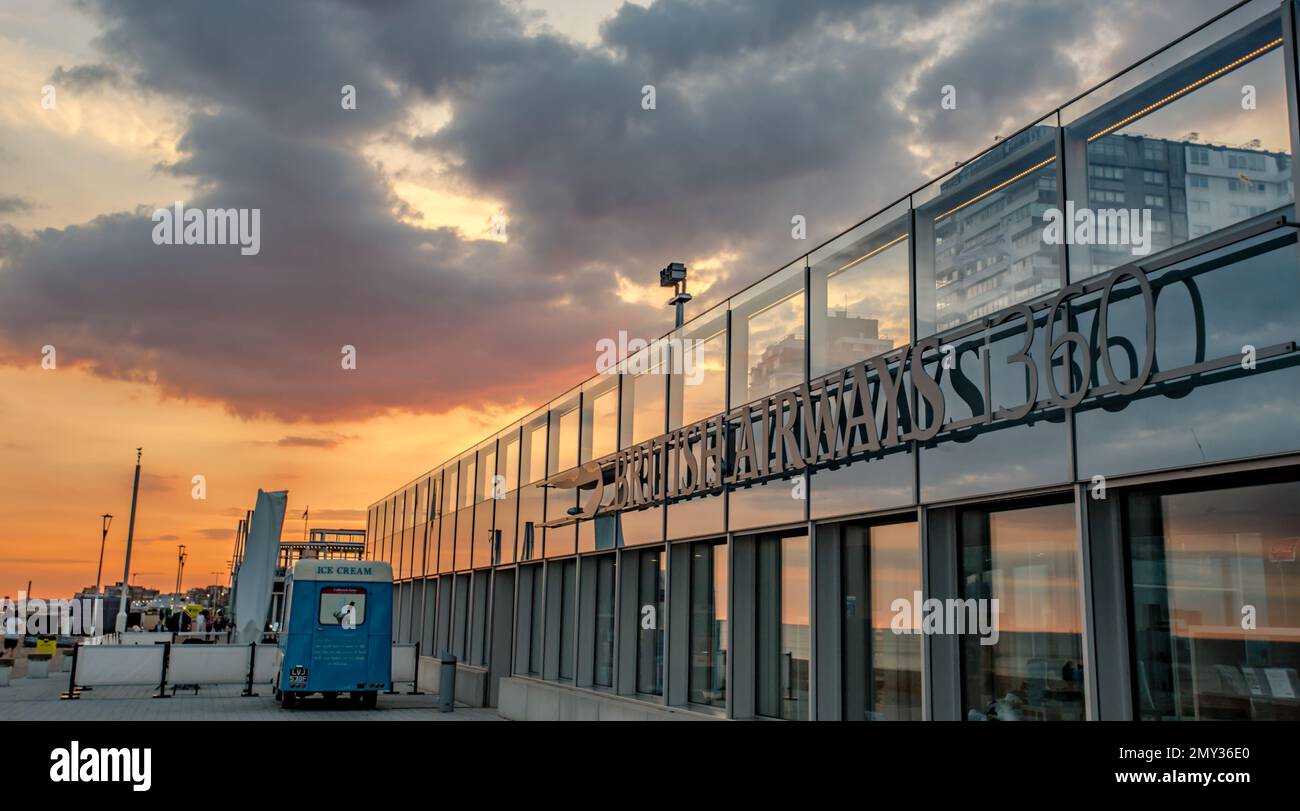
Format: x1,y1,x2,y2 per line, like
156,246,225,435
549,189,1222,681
0,0,1240,425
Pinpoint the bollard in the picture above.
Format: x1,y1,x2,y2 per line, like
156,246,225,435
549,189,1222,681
438,651,457,713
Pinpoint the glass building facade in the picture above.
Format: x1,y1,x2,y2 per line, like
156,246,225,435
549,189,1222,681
370,0,1300,719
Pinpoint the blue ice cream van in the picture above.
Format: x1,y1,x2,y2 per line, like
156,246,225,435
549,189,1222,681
273,559,393,708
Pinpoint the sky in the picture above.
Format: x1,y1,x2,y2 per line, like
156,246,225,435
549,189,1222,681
0,0,1237,599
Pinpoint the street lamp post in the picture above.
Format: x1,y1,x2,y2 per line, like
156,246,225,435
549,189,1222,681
114,449,142,634
92,513,113,633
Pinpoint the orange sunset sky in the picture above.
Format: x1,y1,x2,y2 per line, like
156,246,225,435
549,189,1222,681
0,0,1234,598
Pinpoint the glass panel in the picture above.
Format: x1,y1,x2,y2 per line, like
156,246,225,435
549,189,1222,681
636,549,666,695
1073,229,1300,478
438,469,456,573
809,205,911,377
810,452,914,520
558,559,577,681
473,500,494,569
669,303,728,430
756,533,810,720
1127,477,1300,721
452,573,470,660
582,376,620,461
689,541,728,707
320,586,366,626
459,453,476,510
1062,10,1291,280
550,395,581,475
593,554,617,687
961,501,1084,721
517,483,545,561
666,492,724,540
728,479,805,533
469,571,490,666
478,444,496,502
617,505,663,546
842,521,922,720
529,565,544,675
501,429,521,492
522,415,548,485
454,506,474,571
729,261,806,408
915,116,1061,338
622,347,668,447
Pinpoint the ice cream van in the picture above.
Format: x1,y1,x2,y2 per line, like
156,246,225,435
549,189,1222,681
273,559,392,708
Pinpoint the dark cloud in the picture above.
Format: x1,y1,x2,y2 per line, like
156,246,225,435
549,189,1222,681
0,0,1243,424
0,195,35,214
275,434,352,449
48,63,124,89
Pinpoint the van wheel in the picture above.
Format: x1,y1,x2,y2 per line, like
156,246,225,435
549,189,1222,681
361,691,377,709
322,691,339,702
280,690,296,709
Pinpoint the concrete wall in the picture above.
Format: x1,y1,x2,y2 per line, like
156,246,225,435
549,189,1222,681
417,655,488,707
497,676,722,721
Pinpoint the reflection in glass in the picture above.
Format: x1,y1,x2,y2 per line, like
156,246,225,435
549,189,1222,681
528,565,544,675
1128,479,1300,720
756,533,810,720
582,378,619,461
553,404,580,474
916,121,1060,337
689,541,728,707
635,549,666,695
624,354,667,446
469,571,489,666
558,559,576,681
842,521,922,720
730,262,806,407
669,304,728,430
593,554,617,687
522,418,547,485
452,572,470,660
1064,14,1292,280
962,502,1084,721
810,212,910,377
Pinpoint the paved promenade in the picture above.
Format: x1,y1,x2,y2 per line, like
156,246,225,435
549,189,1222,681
0,670,501,721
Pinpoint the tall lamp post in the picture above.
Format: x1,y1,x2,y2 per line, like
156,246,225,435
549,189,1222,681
92,513,113,632
114,449,142,634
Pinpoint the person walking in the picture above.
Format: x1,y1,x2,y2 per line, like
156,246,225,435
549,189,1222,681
3,602,20,660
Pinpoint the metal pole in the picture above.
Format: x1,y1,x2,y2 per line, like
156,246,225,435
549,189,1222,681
93,514,112,602
115,449,142,633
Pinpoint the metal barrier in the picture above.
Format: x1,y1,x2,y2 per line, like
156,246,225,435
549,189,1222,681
62,640,419,699
391,643,421,695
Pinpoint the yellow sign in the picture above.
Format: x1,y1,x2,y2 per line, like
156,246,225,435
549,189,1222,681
183,604,203,619
35,638,56,655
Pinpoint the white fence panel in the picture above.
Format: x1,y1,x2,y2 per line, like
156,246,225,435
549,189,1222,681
252,644,279,684
76,645,164,687
167,644,251,685
392,643,418,684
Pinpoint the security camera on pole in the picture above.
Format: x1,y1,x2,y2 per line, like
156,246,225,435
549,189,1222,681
114,449,142,634
660,262,691,328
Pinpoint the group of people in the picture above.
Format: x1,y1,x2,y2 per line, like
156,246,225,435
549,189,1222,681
155,607,230,636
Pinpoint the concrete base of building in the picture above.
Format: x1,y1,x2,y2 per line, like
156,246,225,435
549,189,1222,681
497,677,722,721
